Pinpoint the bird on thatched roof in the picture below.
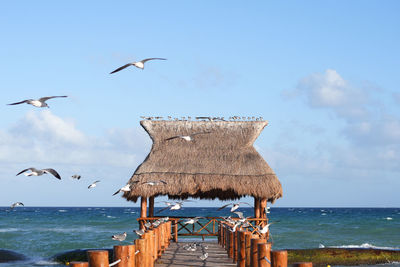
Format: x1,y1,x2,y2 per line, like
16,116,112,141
71,174,81,180
16,167,61,180
165,132,211,142
112,184,131,195
8,96,67,108
10,202,24,209
110,58,167,74
88,180,100,189
218,202,252,212
141,180,167,186
111,232,127,241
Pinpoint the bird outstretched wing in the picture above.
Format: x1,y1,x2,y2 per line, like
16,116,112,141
38,96,67,102
110,63,133,74
8,99,30,105
217,203,232,210
16,168,35,176
141,58,167,63
43,168,61,180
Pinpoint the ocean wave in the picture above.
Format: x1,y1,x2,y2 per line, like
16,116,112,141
58,210,67,212
329,243,400,251
0,228,20,232
33,259,60,265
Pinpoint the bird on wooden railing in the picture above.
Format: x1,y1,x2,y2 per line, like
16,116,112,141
134,229,144,237
183,217,205,225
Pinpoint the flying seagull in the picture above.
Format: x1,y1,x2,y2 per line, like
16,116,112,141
141,180,167,186
71,174,81,180
110,58,167,74
16,168,61,180
256,222,274,234
111,232,127,241
165,132,211,141
10,202,24,209
218,202,252,212
88,180,100,189
112,184,131,196
183,217,204,225
8,96,67,108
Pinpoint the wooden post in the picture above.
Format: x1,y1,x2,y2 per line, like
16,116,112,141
234,230,239,262
237,231,246,267
135,239,146,267
244,231,252,267
258,243,272,267
260,198,267,220
218,223,221,245
173,220,178,242
141,232,151,267
228,231,234,259
87,250,109,267
271,250,288,267
140,197,147,230
114,245,136,267
149,196,154,217
250,238,266,267
254,197,261,218
70,262,88,267
293,263,312,267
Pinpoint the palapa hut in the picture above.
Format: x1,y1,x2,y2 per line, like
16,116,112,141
123,119,282,221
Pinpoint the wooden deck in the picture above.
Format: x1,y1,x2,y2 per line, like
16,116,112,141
155,241,236,267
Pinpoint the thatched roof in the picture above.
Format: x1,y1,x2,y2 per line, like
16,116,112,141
123,120,282,202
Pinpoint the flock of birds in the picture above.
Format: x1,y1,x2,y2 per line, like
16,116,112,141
6,56,272,262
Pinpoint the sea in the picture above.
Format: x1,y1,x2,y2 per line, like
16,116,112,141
0,207,399,266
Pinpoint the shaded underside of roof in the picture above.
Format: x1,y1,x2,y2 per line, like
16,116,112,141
123,120,282,202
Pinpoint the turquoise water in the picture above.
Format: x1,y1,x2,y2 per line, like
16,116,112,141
0,207,399,266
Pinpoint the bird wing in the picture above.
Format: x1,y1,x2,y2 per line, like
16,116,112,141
165,135,180,141
7,99,30,105
159,180,167,184
43,169,61,180
233,211,244,219
156,206,171,214
39,96,68,102
93,180,101,184
110,63,133,74
112,189,121,196
239,202,253,207
141,58,167,63
217,203,232,210
16,168,35,176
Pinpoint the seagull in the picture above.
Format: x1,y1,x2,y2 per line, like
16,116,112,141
111,232,127,241
8,96,67,108
183,217,204,225
10,202,24,209
256,222,274,234
218,202,252,212
134,229,144,237
71,174,81,180
265,206,271,214
199,252,208,260
263,257,271,264
88,180,100,189
16,168,61,180
112,184,131,195
110,58,167,74
165,132,211,141
144,221,152,229
141,180,167,186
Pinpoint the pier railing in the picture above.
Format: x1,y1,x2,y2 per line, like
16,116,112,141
137,216,268,241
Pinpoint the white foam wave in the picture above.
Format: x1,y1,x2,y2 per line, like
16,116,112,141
33,259,60,265
58,209,67,212
107,215,116,218
330,243,400,250
386,217,393,220
0,228,20,232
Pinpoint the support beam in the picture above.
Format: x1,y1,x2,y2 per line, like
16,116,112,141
149,196,154,217
140,197,147,230
254,197,261,218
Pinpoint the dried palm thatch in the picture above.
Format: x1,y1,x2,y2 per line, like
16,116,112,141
123,120,282,202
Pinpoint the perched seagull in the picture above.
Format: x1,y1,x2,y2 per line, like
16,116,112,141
183,217,204,225
8,96,67,108
199,252,208,260
10,202,24,209
265,206,271,214
230,221,242,232
71,174,81,180
165,132,211,141
110,58,167,74
112,184,131,196
16,167,61,180
134,229,144,237
88,180,100,189
218,202,252,212
141,180,167,186
111,232,127,241
144,221,152,229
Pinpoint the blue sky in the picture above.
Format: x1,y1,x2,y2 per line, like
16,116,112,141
0,1,399,207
